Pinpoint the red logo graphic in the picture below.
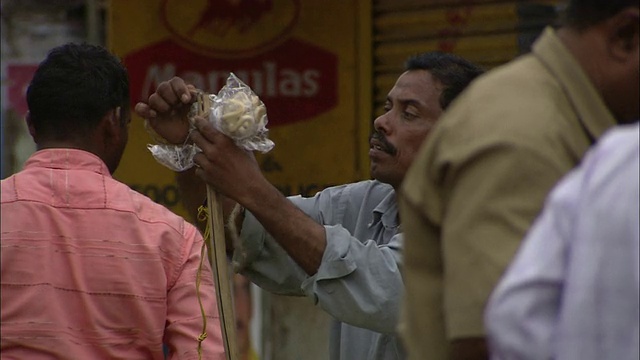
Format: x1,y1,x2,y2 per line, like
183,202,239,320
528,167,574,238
161,0,300,57
437,6,474,52
188,0,274,36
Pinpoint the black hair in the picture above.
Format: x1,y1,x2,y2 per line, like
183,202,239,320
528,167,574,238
563,0,639,29
404,52,484,110
26,42,130,141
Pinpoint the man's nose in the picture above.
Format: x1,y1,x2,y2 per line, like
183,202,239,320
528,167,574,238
373,112,391,134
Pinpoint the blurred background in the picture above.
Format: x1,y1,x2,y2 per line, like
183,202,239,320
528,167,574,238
0,1,562,359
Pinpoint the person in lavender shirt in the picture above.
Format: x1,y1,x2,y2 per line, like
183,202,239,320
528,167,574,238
485,122,639,360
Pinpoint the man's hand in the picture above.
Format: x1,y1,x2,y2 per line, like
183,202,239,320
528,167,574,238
188,115,327,275
134,76,198,145
189,116,266,208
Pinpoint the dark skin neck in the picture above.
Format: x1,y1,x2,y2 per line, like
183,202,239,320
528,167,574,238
556,7,640,123
556,27,605,95
33,135,107,164
27,109,125,174
35,140,97,152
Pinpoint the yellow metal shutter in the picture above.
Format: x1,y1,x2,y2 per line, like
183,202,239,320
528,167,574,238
373,0,561,116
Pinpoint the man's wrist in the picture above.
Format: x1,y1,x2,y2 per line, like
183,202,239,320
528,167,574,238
226,203,246,237
144,119,192,146
223,203,245,256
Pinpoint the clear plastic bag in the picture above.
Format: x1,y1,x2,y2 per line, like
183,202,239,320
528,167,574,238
148,73,274,171
147,142,199,172
210,73,275,153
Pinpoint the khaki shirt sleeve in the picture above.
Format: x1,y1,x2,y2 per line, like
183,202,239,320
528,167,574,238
440,141,566,338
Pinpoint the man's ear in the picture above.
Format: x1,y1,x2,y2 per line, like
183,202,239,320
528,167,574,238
25,111,37,141
105,107,122,131
607,7,640,61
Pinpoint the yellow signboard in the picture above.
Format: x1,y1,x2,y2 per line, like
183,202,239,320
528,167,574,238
109,0,372,218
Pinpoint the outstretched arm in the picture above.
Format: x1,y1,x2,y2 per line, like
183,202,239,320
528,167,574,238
190,117,327,275
137,78,406,333
135,78,327,275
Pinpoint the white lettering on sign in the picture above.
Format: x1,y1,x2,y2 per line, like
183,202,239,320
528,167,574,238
141,61,320,99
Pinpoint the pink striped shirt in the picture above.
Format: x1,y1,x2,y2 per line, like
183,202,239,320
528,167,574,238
1,149,225,360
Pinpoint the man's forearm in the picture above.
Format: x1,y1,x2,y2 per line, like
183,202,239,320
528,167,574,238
240,178,326,276
176,161,327,275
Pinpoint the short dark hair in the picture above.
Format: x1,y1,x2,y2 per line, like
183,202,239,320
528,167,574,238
404,52,484,110
27,43,130,141
563,0,639,29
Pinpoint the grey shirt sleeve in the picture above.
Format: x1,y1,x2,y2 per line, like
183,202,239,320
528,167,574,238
232,183,404,333
231,209,310,297
302,229,403,333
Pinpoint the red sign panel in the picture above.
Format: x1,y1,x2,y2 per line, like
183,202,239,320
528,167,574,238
6,64,38,117
124,38,338,126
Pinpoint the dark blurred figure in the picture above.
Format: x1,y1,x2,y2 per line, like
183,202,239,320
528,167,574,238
399,0,639,359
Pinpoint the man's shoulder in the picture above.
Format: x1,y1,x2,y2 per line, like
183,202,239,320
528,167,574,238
337,180,395,211
582,124,639,190
549,125,639,204
313,180,394,208
108,178,192,236
315,180,395,225
430,54,578,155
342,179,393,191
333,180,395,199
451,54,564,120
593,124,640,157
476,53,552,89
0,175,16,203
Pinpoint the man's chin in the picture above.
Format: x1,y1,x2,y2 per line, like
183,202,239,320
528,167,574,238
369,163,379,178
370,168,385,183
370,167,401,187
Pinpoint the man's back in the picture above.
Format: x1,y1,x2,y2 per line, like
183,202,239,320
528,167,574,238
1,149,224,359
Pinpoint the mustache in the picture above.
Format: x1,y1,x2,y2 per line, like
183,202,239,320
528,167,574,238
370,131,397,156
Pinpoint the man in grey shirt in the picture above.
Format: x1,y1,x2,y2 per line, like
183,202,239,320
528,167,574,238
135,52,483,359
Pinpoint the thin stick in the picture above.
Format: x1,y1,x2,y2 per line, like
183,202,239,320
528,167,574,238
196,90,238,360
206,185,239,360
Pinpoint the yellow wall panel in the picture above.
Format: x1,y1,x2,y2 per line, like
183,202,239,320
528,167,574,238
109,0,372,218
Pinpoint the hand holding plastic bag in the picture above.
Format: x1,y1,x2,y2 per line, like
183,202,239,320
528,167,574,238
148,73,274,171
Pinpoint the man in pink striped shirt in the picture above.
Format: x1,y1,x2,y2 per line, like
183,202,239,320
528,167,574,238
1,43,225,359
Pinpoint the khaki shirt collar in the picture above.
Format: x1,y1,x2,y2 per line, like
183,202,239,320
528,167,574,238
532,27,618,141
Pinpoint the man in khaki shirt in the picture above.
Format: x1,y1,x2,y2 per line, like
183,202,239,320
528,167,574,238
399,0,640,359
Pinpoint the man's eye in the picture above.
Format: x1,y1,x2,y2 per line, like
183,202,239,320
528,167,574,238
402,111,418,120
